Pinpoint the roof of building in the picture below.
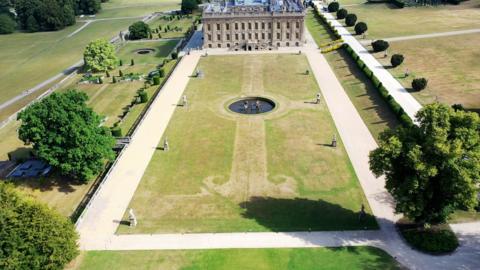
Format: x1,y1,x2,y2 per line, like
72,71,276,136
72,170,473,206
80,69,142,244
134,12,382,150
204,0,304,13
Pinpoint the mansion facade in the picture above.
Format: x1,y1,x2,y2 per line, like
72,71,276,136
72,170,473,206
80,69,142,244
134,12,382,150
202,0,306,50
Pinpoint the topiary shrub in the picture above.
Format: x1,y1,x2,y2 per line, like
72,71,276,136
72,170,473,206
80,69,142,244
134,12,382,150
390,54,404,67
412,78,428,91
119,70,123,77
112,76,117,83
171,52,178,59
328,2,340,13
153,76,160,85
336,8,348,19
399,223,459,254
345,14,357,27
111,127,122,137
159,68,165,78
139,91,148,103
0,183,79,269
354,22,367,35
119,59,123,66
131,59,135,66
371,40,389,52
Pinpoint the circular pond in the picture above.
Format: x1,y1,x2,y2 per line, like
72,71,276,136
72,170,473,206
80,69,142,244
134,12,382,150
135,48,155,55
228,97,276,115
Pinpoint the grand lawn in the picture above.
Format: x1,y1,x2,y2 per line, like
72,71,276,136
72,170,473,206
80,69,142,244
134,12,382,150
0,40,177,217
118,54,377,234
371,33,480,111
67,247,402,270
306,8,399,141
343,1,480,39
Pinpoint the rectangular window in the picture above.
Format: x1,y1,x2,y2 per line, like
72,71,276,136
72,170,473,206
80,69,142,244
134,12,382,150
268,33,271,39
276,33,280,39
208,34,212,41
242,23,245,30
235,23,238,30
226,24,230,30
226,34,230,41
262,33,265,39
248,33,252,39
268,22,272,29
277,22,280,29
262,22,265,29
216,24,220,30
235,33,239,40
207,24,211,31
287,22,290,29
296,21,300,28
217,34,221,40
242,33,245,39
255,33,258,39
295,33,299,39
286,33,290,39
248,23,252,30
255,22,258,30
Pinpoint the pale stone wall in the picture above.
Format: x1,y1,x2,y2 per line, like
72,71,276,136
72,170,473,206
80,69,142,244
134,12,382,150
202,11,305,50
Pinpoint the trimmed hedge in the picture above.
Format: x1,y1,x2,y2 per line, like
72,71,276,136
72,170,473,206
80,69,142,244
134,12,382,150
399,224,459,254
391,54,404,67
139,91,148,103
343,43,413,127
345,13,357,27
391,0,405,8
354,22,368,35
412,77,428,91
336,8,348,19
328,2,340,12
371,40,390,52
111,126,122,137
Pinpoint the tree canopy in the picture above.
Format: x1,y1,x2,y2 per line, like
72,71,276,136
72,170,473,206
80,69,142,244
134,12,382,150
0,183,78,270
181,0,198,14
75,0,101,15
83,39,118,72
0,13,16,34
369,103,480,224
128,21,151,40
14,0,76,32
17,90,116,181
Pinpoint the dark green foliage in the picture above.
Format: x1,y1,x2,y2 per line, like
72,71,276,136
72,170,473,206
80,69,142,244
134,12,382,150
400,224,459,253
131,58,135,66
390,54,404,67
112,76,117,83
153,76,160,85
119,59,123,66
336,8,348,19
0,183,78,269
0,13,16,34
105,70,110,77
171,51,178,59
128,21,151,40
354,22,367,35
181,0,198,14
328,2,339,12
139,91,148,103
111,126,122,137
158,68,165,78
75,0,101,15
412,77,428,91
14,0,76,32
370,103,480,224
391,0,406,8
119,69,123,77
17,90,115,181
451,104,464,111
97,77,103,84
371,40,389,52
345,13,357,27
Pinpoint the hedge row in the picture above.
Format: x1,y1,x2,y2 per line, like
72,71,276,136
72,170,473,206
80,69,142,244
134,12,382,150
344,44,414,127
391,0,406,8
313,5,341,39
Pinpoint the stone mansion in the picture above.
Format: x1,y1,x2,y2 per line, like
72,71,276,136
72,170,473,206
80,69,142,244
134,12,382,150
202,0,306,50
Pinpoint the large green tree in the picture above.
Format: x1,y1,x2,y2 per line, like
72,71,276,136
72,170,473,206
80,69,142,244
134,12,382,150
14,0,76,32
75,0,101,15
83,39,118,72
128,21,151,40
17,90,115,181
369,103,480,224
0,13,16,34
0,183,78,270
181,0,198,14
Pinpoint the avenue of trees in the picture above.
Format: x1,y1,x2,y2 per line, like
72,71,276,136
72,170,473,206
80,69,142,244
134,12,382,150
17,90,116,181
83,39,118,72
370,103,480,225
0,183,78,269
0,0,108,34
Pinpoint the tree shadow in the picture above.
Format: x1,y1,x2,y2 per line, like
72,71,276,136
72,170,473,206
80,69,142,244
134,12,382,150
240,197,378,231
335,48,400,132
6,172,82,194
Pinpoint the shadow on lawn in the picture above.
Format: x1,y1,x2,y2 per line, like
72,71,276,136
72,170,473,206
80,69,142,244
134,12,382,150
240,196,378,231
7,172,82,194
335,48,400,133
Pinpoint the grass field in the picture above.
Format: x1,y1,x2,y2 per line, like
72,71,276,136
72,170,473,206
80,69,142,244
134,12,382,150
67,247,402,270
306,9,399,140
344,1,480,39
0,40,177,217
0,0,181,122
117,54,377,234
372,33,480,111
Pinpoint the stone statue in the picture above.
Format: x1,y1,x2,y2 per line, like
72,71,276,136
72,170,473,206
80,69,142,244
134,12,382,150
183,95,188,107
128,208,137,227
316,92,321,104
332,134,337,148
163,137,169,151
